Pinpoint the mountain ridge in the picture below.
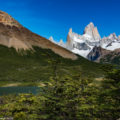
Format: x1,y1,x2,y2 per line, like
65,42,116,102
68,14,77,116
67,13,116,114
0,10,77,60
50,22,120,63
1,10,120,64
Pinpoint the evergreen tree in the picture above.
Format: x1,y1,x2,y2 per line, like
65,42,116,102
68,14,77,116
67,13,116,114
97,69,120,120
40,73,100,120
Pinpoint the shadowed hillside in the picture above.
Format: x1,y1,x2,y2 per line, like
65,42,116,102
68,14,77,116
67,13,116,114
0,45,104,83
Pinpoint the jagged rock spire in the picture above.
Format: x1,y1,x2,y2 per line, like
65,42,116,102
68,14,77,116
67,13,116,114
68,28,73,35
67,28,73,46
84,22,101,41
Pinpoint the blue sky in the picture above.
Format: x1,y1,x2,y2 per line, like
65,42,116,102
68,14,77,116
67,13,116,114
1,0,120,42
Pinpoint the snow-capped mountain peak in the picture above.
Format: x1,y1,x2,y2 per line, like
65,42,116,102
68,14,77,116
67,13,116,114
58,39,66,48
101,33,120,51
49,22,120,59
83,22,101,42
49,36,54,42
108,33,117,40
66,22,101,57
66,22,120,58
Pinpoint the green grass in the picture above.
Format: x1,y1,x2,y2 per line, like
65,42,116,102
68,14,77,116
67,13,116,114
0,45,104,84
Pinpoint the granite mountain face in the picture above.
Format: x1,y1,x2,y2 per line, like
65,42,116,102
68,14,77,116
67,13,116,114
50,22,120,63
83,22,101,42
66,23,101,58
0,10,77,60
65,23,120,58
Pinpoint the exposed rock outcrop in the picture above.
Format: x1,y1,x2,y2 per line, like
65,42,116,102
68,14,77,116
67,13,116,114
87,46,110,61
0,11,21,27
83,22,101,41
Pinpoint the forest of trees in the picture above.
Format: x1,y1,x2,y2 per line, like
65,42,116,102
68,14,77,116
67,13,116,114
0,66,120,120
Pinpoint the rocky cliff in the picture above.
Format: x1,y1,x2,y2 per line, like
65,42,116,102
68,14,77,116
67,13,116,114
87,46,110,61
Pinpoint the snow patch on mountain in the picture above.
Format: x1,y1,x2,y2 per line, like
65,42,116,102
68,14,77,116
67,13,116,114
104,42,120,51
72,48,93,58
101,33,120,51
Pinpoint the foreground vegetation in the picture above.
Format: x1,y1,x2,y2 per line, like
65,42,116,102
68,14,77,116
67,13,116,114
0,45,119,119
0,67,120,120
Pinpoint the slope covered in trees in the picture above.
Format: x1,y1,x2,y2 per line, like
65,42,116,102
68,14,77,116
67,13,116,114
0,45,103,84
0,67,120,120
